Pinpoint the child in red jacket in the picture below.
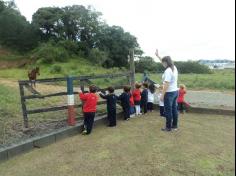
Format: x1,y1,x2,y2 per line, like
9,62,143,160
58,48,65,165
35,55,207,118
177,84,187,113
79,85,98,135
132,83,142,115
129,93,136,118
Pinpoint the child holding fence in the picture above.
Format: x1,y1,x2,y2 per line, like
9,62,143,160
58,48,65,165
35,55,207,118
117,86,131,121
141,82,149,114
129,93,136,118
99,87,117,127
79,85,99,135
132,83,142,116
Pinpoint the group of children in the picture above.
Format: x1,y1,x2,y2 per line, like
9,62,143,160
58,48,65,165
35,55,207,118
79,83,188,135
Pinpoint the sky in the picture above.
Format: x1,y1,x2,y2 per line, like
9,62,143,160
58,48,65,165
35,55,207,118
13,0,235,61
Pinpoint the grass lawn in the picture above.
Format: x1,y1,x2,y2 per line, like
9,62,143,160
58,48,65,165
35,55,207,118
0,113,234,176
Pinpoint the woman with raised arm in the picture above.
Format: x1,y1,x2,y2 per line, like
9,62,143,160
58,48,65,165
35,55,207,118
155,49,179,132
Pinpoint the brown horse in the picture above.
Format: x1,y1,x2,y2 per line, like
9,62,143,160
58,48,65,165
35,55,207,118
28,67,40,88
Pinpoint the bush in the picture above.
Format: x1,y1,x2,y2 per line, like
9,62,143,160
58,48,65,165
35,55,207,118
175,61,212,74
50,64,62,74
135,56,164,73
135,57,212,74
88,48,109,66
57,40,79,56
31,43,69,64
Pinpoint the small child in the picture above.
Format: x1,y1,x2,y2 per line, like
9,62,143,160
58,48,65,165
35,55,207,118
141,82,149,114
99,86,117,127
129,93,136,118
177,84,187,113
117,86,131,121
79,85,99,135
157,85,165,117
147,83,156,112
132,83,142,115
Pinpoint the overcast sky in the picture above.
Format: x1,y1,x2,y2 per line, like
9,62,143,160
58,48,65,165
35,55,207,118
14,0,235,61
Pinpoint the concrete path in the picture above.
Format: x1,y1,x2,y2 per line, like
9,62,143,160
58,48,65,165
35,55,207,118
186,90,235,110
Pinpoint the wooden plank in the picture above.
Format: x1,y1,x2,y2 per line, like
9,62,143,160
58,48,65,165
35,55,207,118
23,85,122,100
27,106,68,114
19,77,66,84
18,72,131,85
18,83,28,128
74,72,131,81
24,92,80,99
27,101,107,114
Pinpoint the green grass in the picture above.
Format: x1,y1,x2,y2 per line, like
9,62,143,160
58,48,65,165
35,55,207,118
0,84,22,144
0,57,235,90
0,113,234,176
136,69,235,91
0,58,126,80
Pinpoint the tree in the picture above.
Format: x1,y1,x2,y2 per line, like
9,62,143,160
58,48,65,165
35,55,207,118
135,56,161,73
95,25,140,67
32,7,64,41
0,0,38,52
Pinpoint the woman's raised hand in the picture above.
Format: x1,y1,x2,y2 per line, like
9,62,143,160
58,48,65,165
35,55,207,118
155,49,162,61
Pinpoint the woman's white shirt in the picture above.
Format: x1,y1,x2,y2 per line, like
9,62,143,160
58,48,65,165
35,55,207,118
162,66,178,92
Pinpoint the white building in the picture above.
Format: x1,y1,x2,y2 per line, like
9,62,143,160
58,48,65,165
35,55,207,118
199,59,235,69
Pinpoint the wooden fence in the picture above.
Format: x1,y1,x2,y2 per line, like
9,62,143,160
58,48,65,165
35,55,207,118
18,72,133,128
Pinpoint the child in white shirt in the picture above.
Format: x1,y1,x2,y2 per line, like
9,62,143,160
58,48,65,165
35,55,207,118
147,84,156,112
157,85,165,117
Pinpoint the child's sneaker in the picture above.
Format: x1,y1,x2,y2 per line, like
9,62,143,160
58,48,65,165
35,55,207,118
130,114,135,118
82,130,87,135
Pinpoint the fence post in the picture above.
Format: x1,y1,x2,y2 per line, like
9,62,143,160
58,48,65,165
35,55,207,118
67,76,76,126
19,82,28,128
129,49,135,90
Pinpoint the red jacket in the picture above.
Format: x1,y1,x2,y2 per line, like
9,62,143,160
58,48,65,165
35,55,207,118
177,89,186,103
132,89,141,101
129,93,135,107
79,93,98,113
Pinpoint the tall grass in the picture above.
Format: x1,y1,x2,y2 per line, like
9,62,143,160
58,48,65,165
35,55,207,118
136,69,235,91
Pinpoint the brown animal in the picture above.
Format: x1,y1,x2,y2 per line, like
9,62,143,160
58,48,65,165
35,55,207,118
28,67,40,88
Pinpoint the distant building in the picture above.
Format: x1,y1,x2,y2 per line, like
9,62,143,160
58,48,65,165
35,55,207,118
198,59,235,69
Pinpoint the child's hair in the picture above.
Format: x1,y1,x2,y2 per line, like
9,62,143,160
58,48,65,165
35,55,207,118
123,85,131,93
179,84,186,90
89,85,97,93
142,82,149,89
135,83,142,89
149,84,156,94
158,85,164,91
107,86,115,93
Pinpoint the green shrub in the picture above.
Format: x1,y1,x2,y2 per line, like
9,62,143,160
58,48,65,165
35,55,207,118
50,64,63,74
135,58,212,74
175,61,212,74
31,43,69,64
88,48,109,66
57,40,79,56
